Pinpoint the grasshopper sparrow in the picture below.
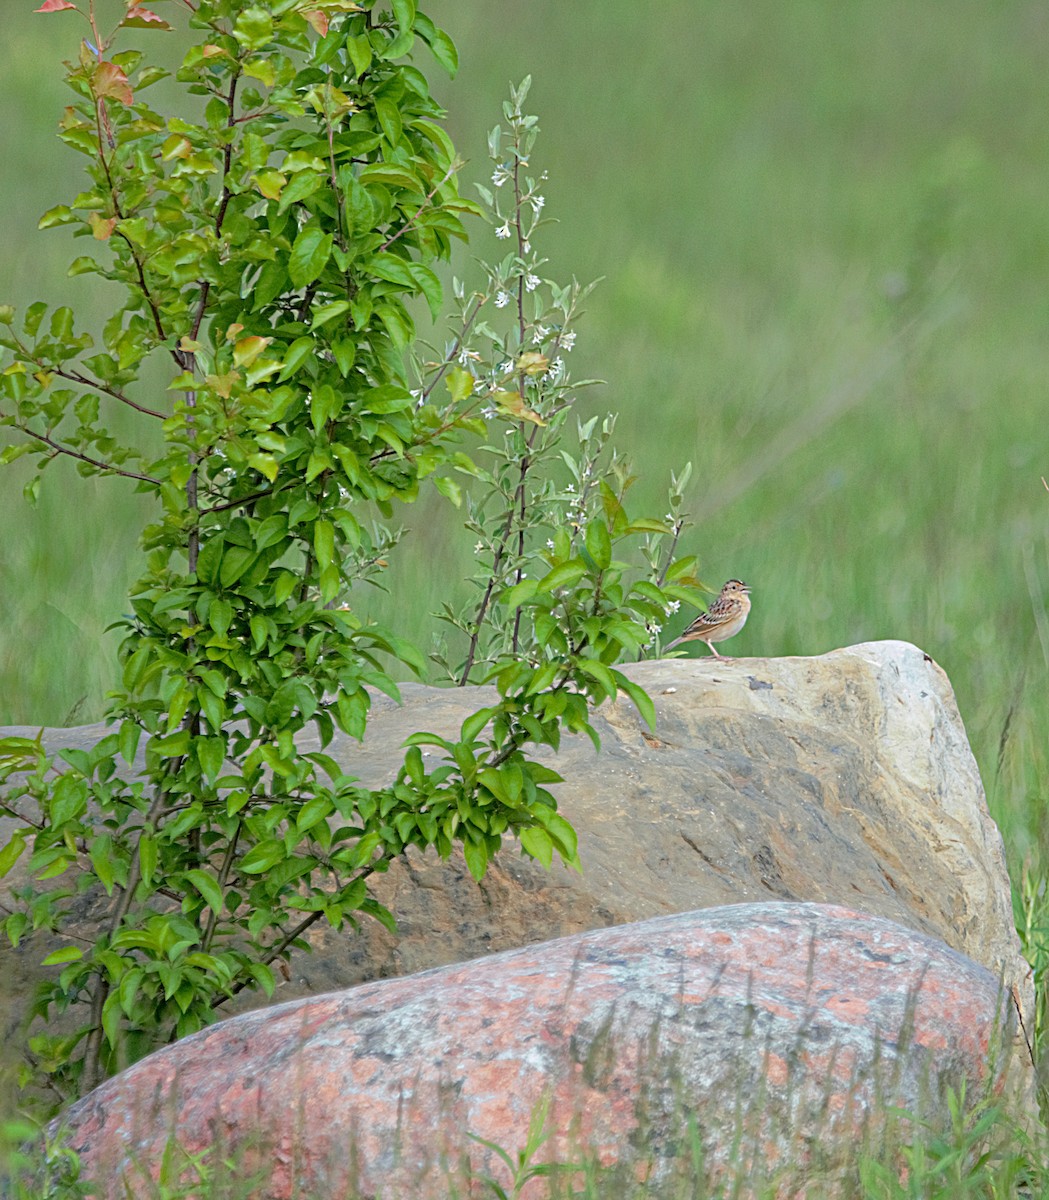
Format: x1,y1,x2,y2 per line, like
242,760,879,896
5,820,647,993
666,579,751,657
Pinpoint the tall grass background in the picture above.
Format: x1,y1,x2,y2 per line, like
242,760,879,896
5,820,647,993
3,0,1049,870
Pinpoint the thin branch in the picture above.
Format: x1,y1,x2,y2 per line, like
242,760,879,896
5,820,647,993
211,862,378,1007
0,800,44,830
205,484,277,514
459,501,516,685
420,294,485,404
17,425,161,485
81,750,187,1093
655,519,684,588
45,364,165,420
378,163,456,254
202,821,241,953
187,72,240,344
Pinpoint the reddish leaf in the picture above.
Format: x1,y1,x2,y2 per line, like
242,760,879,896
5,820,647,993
88,213,117,241
35,0,78,12
205,371,240,399
302,9,329,36
92,61,133,105
233,336,272,368
119,6,173,30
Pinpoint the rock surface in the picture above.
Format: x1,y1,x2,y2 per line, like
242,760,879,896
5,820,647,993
0,641,1032,1072
58,903,1019,1199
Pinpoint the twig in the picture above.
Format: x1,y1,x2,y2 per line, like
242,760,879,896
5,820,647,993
16,425,160,485
378,163,456,253
36,364,165,420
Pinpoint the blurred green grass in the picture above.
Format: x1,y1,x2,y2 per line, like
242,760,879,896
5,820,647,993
3,0,1049,864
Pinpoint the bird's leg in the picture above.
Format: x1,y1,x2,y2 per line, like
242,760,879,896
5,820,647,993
706,642,722,658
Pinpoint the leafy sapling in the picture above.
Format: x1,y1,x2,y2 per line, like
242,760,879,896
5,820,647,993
0,5,602,1103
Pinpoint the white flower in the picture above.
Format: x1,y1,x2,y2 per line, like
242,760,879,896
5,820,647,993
491,166,510,188
665,513,674,522
475,541,484,552
481,405,496,420
495,291,511,308
532,324,549,344
525,273,541,292
565,483,575,494
522,240,531,254
547,357,565,381
495,222,512,240
546,539,554,549
665,601,680,615
531,195,545,213
561,331,576,351
499,360,514,375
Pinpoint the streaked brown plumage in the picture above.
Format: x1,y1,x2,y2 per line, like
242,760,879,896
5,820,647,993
666,579,751,657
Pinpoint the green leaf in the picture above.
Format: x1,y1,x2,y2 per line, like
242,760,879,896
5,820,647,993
185,868,224,916
502,579,540,610
101,990,123,1054
23,301,47,338
245,961,275,998
345,36,372,78
41,945,83,967
425,26,458,76
139,834,157,888
433,475,461,506
313,519,335,571
90,836,116,894
233,6,273,50
38,205,75,230
117,720,142,766
150,729,191,758
289,227,333,288
297,794,332,833
209,597,233,636
50,773,86,826
196,536,224,587
612,672,658,733
311,383,341,432
402,731,453,753
311,300,350,330
577,659,618,701
541,811,580,866
585,521,612,570
374,96,403,145
392,0,415,34
0,831,27,879
239,839,285,874
462,838,488,883
197,736,226,783
277,169,324,213
520,825,553,869
410,262,443,320
278,336,314,381
445,365,474,404
220,546,256,587
537,560,587,593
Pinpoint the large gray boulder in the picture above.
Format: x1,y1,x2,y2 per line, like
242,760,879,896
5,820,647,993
0,641,1032,1083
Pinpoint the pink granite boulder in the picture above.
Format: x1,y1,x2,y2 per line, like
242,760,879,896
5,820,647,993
59,902,1015,1198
